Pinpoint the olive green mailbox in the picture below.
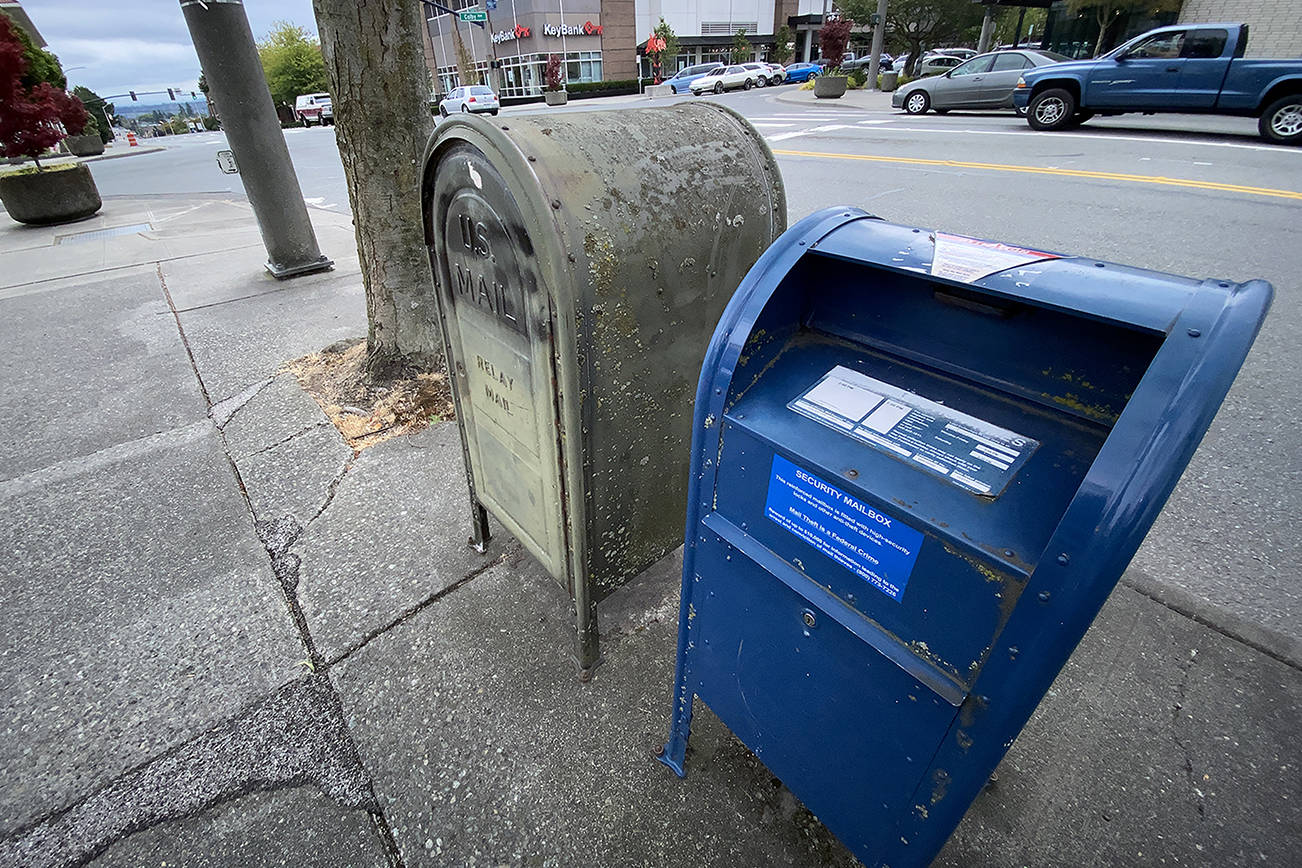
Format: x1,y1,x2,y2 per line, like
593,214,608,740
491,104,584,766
421,103,785,676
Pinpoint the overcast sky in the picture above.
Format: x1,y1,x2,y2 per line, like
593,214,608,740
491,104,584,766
27,0,320,100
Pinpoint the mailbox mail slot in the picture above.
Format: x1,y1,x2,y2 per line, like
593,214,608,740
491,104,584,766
659,209,1271,864
421,104,785,673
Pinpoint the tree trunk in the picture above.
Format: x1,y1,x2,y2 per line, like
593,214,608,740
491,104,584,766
312,0,439,375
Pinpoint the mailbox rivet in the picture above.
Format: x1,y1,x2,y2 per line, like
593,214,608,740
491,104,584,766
847,468,859,479
1187,328,1202,338
654,745,665,757
1095,262,1106,268
798,240,806,246
1003,549,1014,557
551,199,562,210
527,155,537,162
1008,646,1020,659
1057,553,1070,566
802,611,817,628
1038,591,1052,602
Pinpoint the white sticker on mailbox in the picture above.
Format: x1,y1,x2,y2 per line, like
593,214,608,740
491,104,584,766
789,366,1039,498
930,232,1058,283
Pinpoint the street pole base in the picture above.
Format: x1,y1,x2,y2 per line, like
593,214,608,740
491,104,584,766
265,255,334,280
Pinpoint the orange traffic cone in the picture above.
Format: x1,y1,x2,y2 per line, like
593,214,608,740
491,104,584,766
127,132,138,147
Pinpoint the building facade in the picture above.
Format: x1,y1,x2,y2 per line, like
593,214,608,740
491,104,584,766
426,0,636,98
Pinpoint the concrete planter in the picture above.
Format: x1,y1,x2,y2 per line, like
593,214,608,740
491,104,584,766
0,162,102,225
544,90,568,106
64,134,106,157
813,75,848,99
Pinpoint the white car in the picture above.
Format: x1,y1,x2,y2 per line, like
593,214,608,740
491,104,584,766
918,54,964,76
763,62,787,84
439,85,500,117
742,62,775,86
293,92,333,126
691,65,757,95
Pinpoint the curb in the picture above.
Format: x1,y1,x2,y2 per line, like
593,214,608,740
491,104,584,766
82,146,167,162
1121,567,1302,670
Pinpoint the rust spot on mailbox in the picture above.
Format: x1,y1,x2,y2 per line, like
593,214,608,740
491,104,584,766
421,104,786,674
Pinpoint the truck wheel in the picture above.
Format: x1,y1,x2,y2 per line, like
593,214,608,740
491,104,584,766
904,90,929,114
1259,94,1302,145
1028,88,1077,131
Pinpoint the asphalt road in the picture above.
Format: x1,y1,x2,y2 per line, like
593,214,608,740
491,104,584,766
86,88,1302,642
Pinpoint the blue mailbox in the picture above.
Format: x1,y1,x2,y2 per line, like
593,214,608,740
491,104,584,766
658,209,1271,866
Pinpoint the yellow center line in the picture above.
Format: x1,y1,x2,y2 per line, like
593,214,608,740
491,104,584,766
770,148,1302,201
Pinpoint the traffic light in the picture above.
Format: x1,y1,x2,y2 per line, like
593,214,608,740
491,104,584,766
167,88,176,100
129,91,137,101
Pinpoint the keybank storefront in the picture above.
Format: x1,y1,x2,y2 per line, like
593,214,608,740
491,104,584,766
427,0,610,98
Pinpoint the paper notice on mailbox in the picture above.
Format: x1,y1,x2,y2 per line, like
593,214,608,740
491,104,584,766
930,232,1058,283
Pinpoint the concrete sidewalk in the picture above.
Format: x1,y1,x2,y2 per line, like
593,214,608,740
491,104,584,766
0,195,1297,867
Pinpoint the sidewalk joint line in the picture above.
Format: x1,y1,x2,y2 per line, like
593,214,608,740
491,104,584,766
328,548,516,668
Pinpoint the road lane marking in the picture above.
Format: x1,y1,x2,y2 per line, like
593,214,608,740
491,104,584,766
855,124,1297,154
767,124,855,142
769,149,1302,201
774,147,1302,199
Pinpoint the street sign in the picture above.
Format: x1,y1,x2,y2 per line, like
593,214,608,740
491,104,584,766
459,10,487,21
486,0,497,9
215,150,239,174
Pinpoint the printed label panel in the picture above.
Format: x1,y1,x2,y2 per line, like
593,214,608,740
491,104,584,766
765,454,923,602
789,366,1039,498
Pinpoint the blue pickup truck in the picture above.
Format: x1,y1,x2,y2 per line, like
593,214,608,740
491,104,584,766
1013,23,1302,144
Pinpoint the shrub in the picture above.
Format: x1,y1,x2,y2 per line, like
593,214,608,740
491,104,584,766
818,17,854,74
545,54,564,91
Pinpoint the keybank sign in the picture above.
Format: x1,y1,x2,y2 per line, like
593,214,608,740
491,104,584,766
491,24,531,44
543,21,603,37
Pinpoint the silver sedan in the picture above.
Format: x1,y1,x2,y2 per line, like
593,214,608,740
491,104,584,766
892,50,1068,115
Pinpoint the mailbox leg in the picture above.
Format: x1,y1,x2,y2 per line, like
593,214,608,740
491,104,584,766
574,597,601,681
468,501,491,553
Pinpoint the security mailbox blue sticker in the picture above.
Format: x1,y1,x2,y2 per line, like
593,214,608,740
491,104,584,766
765,454,924,602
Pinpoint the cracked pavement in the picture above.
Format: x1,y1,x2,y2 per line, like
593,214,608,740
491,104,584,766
0,196,1298,867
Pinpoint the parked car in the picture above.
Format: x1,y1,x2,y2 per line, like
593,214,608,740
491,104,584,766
893,50,1068,115
691,65,757,95
784,61,825,83
842,54,894,73
763,62,787,84
439,85,500,117
293,93,333,126
742,62,776,86
1014,23,1302,144
663,63,724,94
918,54,964,77
932,47,977,61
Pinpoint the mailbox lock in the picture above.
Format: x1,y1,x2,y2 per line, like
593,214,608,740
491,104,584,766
801,610,818,629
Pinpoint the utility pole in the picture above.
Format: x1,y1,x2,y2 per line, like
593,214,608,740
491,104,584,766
178,0,332,279
977,2,997,54
865,0,889,89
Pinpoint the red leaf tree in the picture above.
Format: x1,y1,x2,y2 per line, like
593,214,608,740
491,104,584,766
819,16,855,72
0,16,88,166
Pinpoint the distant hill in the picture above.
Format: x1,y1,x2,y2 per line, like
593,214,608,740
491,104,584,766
112,98,210,120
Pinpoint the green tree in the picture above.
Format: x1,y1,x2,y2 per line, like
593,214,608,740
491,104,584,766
654,18,680,75
730,29,753,64
770,24,794,65
72,85,113,142
11,24,64,89
845,0,983,74
256,21,329,107
1065,0,1181,56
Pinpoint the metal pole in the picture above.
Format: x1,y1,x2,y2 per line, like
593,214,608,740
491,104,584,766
976,6,997,54
1012,7,1027,48
865,0,889,89
178,0,332,279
